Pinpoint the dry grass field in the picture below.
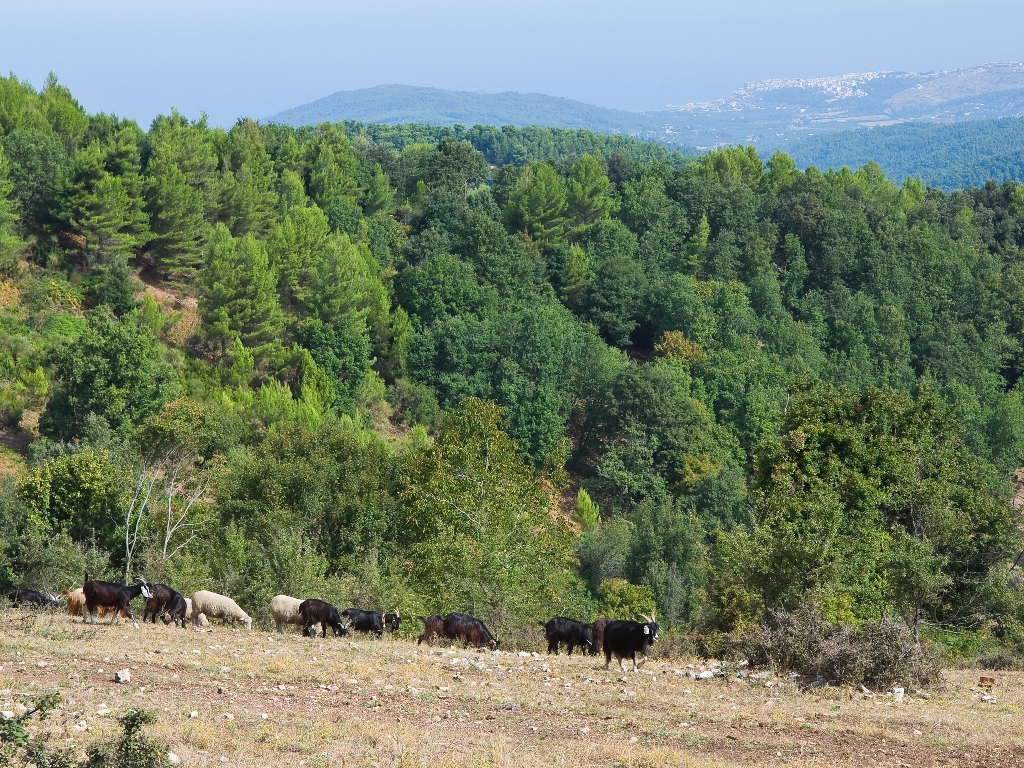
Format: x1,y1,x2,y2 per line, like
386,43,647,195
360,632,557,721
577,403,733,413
2,607,1023,767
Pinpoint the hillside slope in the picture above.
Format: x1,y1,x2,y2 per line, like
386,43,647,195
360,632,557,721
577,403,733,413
786,117,1024,189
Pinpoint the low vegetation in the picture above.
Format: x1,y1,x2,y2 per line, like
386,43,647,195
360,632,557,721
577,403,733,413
734,606,941,690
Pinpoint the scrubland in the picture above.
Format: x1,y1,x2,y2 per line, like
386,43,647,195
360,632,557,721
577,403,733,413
2,609,1023,767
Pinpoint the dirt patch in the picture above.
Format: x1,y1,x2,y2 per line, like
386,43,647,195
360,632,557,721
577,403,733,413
1012,467,1024,509
135,268,200,347
0,424,33,463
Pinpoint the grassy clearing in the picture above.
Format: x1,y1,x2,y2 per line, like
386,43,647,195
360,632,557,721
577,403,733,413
2,608,1023,767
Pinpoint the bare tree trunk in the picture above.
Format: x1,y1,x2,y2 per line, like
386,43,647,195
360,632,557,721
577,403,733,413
124,461,158,583
161,450,211,560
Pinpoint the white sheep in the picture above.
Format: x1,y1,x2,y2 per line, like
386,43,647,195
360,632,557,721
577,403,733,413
182,598,209,626
269,594,304,634
190,590,251,629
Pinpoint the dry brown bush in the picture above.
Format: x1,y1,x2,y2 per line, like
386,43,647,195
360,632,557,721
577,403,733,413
735,604,941,689
975,649,1024,670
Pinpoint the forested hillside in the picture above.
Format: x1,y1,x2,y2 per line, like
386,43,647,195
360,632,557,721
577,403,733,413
2,73,1024,654
788,117,1024,190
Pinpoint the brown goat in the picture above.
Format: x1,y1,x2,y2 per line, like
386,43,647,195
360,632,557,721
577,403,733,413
416,615,445,645
61,588,127,620
587,618,611,656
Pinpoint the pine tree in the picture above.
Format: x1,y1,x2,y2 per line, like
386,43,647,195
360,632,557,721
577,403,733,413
503,163,567,252
566,154,615,233
360,163,394,215
304,125,359,207
227,119,279,238
145,146,207,276
56,135,148,264
268,204,331,311
199,224,283,359
0,144,24,270
39,72,88,148
85,254,137,316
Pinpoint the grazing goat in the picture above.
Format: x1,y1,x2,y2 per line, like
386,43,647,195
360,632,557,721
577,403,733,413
602,611,659,671
143,583,183,623
62,588,126,620
443,612,499,649
587,618,611,656
416,615,445,645
82,576,153,628
383,608,401,632
160,592,190,629
299,599,347,638
539,617,593,655
340,608,384,638
8,588,60,608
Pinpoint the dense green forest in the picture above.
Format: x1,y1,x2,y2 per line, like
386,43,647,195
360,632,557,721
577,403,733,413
289,114,1024,194
337,121,695,167
2,73,1024,654
788,117,1024,191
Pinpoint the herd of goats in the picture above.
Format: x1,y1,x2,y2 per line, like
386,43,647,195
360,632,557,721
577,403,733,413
7,577,662,672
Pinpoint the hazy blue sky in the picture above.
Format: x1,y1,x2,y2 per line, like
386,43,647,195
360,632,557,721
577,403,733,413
2,0,1022,127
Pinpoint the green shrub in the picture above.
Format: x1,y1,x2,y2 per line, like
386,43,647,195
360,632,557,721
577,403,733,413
83,709,165,768
595,578,656,621
574,487,600,530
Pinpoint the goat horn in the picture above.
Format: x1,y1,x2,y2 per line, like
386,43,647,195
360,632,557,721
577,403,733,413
395,608,400,617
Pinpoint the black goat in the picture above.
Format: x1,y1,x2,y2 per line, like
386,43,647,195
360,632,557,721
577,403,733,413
8,588,60,608
602,611,659,671
340,608,384,638
539,617,593,655
82,575,153,628
416,615,445,645
383,608,401,632
160,592,190,629
299,599,348,638
143,583,182,623
443,612,499,649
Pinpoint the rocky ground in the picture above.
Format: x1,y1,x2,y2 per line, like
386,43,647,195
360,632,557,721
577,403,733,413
2,608,1023,767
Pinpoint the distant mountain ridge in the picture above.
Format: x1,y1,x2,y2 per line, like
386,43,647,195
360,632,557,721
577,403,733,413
268,84,674,137
269,64,1024,148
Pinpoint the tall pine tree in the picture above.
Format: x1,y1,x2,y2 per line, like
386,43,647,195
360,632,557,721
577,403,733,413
55,135,149,264
199,224,283,360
